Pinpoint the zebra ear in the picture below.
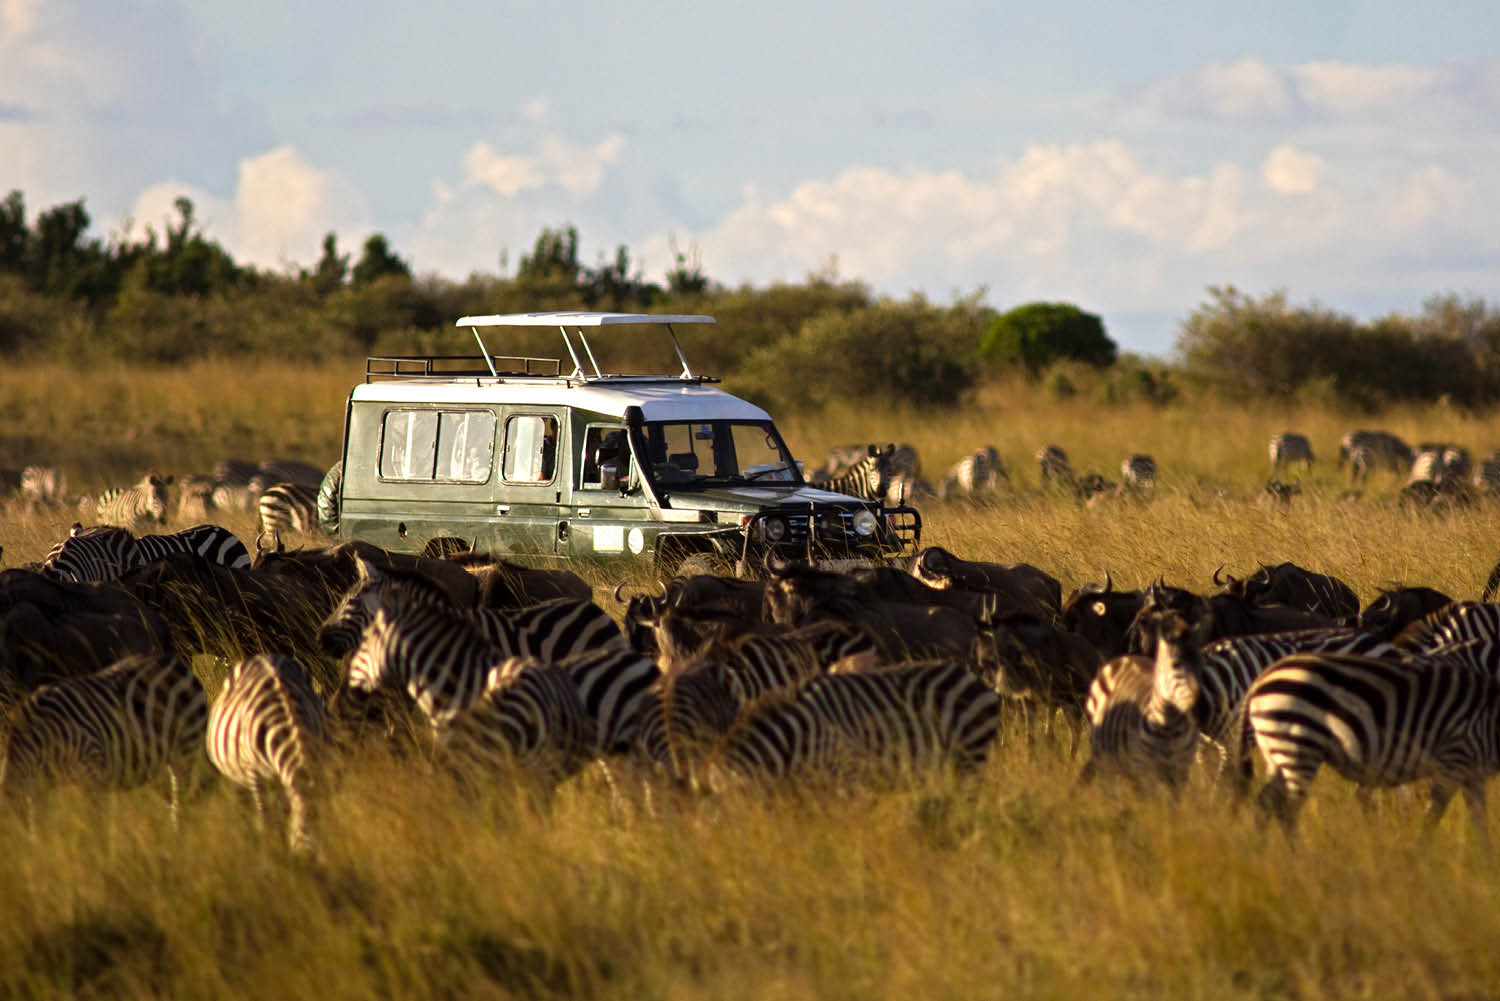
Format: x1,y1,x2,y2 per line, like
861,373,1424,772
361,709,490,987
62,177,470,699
69,522,83,537
352,552,383,583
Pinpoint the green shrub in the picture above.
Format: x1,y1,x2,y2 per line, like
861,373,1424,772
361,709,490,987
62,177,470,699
978,302,1117,375
730,296,981,412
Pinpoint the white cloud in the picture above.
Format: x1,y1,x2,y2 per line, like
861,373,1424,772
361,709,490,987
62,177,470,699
461,132,626,199
127,147,369,271
1262,146,1323,195
641,139,1500,342
1125,55,1500,125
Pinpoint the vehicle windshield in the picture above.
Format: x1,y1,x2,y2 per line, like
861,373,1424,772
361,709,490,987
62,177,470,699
632,419,803,490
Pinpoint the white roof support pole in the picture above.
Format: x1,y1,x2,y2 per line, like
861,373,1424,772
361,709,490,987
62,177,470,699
575,327,605,378
666,324,695,380
557,325,586,380
471,327,500,378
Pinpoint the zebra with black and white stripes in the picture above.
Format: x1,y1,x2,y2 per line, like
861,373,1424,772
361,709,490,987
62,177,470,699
810,444,893,503
1240,651,1500,841
257,481,321,541
319,556,626,664
1268,432,1314,472
937,447,1006,501
1393,602,1500,672
1081,608,1206,792
437,655,596,785
716,662,1001,783
41,523,250,583
94,473,172,529
207,654,332,853
1,654,208,822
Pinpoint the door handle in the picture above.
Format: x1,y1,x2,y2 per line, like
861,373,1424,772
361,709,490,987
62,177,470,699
494,505,510,515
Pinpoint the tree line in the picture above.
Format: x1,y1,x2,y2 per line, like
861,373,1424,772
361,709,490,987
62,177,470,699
0,189,1495,412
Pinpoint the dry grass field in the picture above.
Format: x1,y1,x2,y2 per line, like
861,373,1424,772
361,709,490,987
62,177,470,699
2,358,1500,999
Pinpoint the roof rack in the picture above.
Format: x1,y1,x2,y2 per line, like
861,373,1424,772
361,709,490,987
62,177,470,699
365,355,561,383
455,311,716,382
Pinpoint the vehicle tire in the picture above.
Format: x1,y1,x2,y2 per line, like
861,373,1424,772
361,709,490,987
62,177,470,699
316,460,343,537
675,552,733,578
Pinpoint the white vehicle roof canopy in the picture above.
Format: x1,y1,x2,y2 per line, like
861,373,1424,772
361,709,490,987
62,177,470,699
456,311,716,382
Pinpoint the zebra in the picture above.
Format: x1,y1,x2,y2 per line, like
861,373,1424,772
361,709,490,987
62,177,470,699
436,656,596,786
257,481,321,541
1472,452,1500,495
1393,602,1500,671
1339,430,1413,482
333,566,644,752
1120,454,1158,494
94,473,172,529
634,622,878,776
207,654,333,853
1240,651,1500,842
1,654,209,823
1194,628,1397,751
1080,608,1205,793
715,662,1001,783
319,555,625,664
41,523,250,583
1036,445,1072,486
1268,432,1314,472
19,465,67,506
936,447,1006,501
810,444,894,503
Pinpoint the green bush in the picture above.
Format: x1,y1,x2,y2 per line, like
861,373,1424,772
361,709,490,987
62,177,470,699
978,302,1117,374
730,296,981,412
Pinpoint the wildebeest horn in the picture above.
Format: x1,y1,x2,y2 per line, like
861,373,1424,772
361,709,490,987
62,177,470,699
917,547,948,575
764,550,793,576
612,582,629,605
1102,570,1114,595
1212,565,1225,588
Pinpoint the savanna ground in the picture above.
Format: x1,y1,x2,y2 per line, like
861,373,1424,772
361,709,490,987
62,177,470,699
2,359,1500,999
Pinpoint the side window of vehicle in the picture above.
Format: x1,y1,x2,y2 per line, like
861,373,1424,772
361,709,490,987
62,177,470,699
381,410,496,482
503,414,559,484
437,410,496,481
579,425,629,490
381,411,438,480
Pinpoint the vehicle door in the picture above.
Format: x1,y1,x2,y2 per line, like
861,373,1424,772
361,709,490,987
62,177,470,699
564,419,656,563
488,409,568,560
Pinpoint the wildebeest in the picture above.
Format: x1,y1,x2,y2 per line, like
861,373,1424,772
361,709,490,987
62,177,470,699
909,546,1061,622
1212,562,1359,625
1357,585,1454,640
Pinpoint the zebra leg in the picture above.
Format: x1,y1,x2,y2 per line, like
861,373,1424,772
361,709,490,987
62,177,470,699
286,786,315,855
1255,770,1303,838
250,779,269,834
1461,783,1491,856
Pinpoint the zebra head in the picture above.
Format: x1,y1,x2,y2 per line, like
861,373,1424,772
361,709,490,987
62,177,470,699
319,554,391,657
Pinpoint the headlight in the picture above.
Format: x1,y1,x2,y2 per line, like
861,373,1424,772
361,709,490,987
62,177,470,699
852,509,878,536
761,516,788,543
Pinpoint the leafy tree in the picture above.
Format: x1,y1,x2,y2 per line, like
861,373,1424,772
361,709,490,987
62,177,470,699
517,225,580,285
977,301,1116,374
664,236,710,296
581,244,660,310
310,232,349,296
351,233,411,287
0,190,27,274
145,197,241,296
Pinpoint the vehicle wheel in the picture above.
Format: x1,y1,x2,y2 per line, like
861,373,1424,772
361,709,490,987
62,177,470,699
675,552,734,578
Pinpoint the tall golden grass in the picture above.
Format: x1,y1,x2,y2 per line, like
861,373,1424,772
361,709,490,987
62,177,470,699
2,360,1499,998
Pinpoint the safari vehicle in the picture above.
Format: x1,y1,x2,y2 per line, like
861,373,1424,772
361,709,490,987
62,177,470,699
323,311,920,577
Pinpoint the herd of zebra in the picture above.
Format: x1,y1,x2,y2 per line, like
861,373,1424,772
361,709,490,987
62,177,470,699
808,428,1500,512
10,513,1500,853
1,456,330,543
808,441,1158,506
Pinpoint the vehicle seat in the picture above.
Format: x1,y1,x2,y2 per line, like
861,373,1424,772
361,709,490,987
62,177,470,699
668,452,699,471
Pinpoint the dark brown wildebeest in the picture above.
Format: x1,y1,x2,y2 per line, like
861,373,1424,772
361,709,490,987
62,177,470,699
1357,586,1454,640
909,546,1062,622
1212,562,1359,625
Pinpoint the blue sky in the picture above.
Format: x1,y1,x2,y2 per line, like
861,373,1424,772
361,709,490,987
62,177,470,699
3,0,1498,355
